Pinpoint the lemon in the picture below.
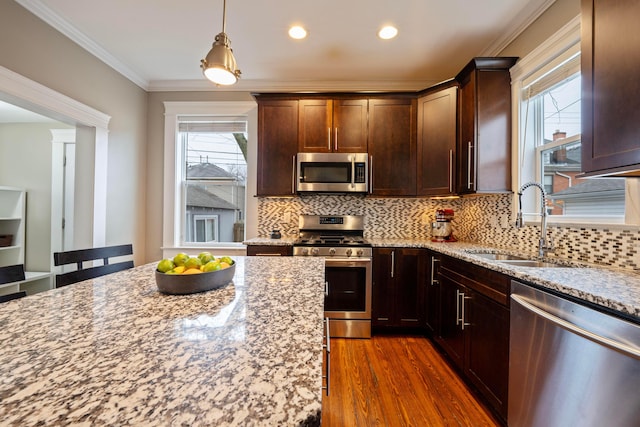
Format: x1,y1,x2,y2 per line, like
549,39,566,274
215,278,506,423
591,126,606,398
198,251,214,264
157,258,175,273
173,253,190,267
183,268,203,275
172,265,186,274
184,257,202,270
203,260,221,272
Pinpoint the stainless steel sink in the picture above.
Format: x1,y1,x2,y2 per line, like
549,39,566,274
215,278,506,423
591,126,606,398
497,259,566,268
467,251,572,268
470,252,528,261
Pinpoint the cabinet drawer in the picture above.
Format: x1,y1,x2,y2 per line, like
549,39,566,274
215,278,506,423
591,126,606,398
439,256,510,306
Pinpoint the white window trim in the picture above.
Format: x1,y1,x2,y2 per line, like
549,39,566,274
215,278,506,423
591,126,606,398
163,101,257,252
510,15,639,227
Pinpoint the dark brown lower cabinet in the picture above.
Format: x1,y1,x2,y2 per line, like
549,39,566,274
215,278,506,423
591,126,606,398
435,256,510,422
424,250,442,337
372,247,425,329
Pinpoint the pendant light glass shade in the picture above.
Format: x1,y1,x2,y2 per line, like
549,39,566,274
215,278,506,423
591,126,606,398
200,0,241,86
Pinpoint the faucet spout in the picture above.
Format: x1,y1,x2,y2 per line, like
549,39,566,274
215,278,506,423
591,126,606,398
516,182,554,258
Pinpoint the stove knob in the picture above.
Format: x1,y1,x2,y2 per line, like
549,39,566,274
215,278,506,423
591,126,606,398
345,248,353,257
301,248,309,256
356,249,364,257
311,247,319,256
328,248,336,256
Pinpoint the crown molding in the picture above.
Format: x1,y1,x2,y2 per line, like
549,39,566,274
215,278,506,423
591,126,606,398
15,0,149,90
148,78,440,93
480,0,558,56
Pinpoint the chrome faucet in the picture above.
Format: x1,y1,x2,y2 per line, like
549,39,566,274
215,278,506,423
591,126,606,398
516,182,554,258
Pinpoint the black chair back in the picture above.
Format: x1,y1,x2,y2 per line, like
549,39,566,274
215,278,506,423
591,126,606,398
0,264,26,286
0,264,27,303
0,291,27,303
53,244,133,288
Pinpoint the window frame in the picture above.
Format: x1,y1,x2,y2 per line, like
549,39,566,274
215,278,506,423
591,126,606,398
193,214,219,243
162,101,258,254
510,16,639,227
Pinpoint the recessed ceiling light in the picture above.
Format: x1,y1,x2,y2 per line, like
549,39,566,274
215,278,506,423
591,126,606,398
289,25,307,40
378,25,398,40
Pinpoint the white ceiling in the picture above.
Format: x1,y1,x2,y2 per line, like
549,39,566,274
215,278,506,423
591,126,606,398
16,0,555,92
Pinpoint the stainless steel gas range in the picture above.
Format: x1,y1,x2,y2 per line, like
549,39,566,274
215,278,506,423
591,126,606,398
293,215,372,338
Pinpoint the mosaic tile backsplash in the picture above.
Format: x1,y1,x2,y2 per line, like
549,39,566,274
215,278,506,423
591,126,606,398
257,193,640,272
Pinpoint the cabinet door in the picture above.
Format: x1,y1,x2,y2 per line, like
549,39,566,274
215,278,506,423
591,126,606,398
257,100,298,196
372,248,394,327
368,98,416,196
466,290,510,420
394,248,425,327
298,99,332,152
457,70,476,194
425,251,441,336
417,85,457,196
333,99,368,152
436,272,465,370
456,58,516,194
581,0,640,176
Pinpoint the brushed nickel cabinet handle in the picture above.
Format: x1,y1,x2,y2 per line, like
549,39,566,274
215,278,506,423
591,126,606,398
430,257,440,285
391,250,395,278
467,141,474,190
449,149,454,193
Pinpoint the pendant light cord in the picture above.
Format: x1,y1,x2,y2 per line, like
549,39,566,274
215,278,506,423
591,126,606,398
221,0,227,34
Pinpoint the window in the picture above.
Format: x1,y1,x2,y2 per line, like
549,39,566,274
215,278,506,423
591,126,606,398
162,101,257,252
512,18,629,224
180,117,247,244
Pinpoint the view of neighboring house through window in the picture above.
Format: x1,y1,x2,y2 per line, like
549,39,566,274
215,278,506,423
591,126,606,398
519,52,625,221
179,117,247,244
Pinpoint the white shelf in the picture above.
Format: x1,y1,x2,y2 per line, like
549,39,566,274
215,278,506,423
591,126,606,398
0,188,53,295
24,271,52,283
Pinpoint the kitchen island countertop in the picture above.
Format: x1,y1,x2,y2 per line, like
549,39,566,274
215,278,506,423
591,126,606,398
0,256,326,426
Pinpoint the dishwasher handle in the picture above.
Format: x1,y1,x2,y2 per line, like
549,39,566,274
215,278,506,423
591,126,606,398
511,294,640,359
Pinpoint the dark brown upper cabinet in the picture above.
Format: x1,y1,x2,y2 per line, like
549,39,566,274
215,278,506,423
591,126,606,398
256,97,299,196
368,97,417,196
455,57,518,195
298,98,368,153
417,81,458,196
581,0,640,177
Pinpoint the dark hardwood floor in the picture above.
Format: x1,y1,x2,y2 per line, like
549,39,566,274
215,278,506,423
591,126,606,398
321,335,500,427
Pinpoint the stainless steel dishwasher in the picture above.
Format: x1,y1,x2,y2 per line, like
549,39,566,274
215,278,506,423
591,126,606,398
509,280,640,427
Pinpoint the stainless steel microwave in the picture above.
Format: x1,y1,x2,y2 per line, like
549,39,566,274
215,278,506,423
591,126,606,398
296,152,369,193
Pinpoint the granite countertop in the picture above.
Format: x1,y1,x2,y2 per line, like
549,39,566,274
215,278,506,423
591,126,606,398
244,237,640,320
0,257,326,426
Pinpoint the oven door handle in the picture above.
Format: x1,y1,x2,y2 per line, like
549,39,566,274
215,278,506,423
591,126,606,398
324,258,372,268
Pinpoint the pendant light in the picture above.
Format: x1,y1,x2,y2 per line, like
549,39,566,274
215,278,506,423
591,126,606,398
200,0,241,86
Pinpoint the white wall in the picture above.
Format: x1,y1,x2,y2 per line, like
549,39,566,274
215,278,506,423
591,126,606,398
0,122,71,271
0,1,148,264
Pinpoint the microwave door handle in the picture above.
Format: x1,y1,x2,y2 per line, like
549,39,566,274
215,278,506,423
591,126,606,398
369,155,373,193
351,155,355,188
